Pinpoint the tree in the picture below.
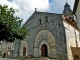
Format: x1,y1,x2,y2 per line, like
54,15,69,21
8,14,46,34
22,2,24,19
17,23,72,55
0,4,28,42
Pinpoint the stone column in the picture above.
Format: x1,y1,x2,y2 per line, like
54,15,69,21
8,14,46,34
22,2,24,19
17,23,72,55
34,48,39,57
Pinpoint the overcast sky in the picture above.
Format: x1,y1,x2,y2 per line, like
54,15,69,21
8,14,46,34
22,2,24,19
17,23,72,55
0,0,75,24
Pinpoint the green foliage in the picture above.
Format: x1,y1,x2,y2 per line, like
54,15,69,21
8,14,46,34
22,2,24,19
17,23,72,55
0,4,28,42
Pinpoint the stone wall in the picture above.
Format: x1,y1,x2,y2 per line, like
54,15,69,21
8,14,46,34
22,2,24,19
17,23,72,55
63,20,80,60
1,41,14,57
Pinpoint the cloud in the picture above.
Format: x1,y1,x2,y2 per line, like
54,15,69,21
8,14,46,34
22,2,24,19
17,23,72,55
0,0,75,24
49,0,75,13
0,0,50,24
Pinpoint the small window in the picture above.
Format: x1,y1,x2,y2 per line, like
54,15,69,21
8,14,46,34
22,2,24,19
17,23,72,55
74,55,79,59
39,19,41,25
45,16,48,22
69,16,74,21
69,17,71,20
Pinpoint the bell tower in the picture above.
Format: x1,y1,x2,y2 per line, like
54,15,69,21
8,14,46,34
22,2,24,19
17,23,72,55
62,2,72,16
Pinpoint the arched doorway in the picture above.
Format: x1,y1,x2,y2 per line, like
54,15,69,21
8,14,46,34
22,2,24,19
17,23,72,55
41,44,48,57
23,47,26,56
21,41,27,56
34,30,56,57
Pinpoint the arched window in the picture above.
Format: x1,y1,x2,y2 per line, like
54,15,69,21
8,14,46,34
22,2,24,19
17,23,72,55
45,16,48,22
39,19,41,25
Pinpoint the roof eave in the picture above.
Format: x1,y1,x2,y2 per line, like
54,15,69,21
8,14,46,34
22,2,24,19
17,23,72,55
73,0,79,14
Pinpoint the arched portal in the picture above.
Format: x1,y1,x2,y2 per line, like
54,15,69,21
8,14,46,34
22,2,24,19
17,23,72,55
23,47,26,56
34,30,56,57
41,44,48,57
20,41,27,56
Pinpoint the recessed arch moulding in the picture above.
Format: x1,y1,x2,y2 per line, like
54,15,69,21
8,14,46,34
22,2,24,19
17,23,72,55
34,30,57,58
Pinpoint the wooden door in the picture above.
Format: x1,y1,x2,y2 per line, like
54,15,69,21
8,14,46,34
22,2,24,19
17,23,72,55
41,44,47,57
23,47,26,56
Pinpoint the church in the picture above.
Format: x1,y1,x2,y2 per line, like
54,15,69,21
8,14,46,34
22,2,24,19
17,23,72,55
0,2,80,60
19,2,80,60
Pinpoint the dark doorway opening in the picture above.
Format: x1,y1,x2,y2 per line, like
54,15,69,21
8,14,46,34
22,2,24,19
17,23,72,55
41,44,48,57
23,47,26,56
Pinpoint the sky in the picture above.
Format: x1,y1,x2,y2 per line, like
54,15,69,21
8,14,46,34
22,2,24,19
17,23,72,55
0,0,75,24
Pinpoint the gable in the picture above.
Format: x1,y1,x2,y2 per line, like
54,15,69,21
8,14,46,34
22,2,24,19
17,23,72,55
24,11,62,30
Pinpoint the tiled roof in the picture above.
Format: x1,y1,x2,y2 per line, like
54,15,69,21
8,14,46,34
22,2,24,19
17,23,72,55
62,2,72,16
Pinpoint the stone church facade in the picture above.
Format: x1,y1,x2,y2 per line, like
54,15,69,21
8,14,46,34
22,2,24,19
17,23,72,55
24,11,67,59
22,3,80,60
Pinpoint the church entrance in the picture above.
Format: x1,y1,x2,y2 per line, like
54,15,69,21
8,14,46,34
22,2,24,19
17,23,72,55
41,44,48,57
23,47,26,56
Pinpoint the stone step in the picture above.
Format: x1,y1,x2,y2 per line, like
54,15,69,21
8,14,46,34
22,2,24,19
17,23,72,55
49,59,57,60
12,57,57,60
22,57,48,60
37,57,49,60
24,57,57,60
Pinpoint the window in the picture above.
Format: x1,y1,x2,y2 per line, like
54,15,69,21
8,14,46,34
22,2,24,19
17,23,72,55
69,16,75,21
39,19,41,25
74,55,79,59
69,17,72,20
45,16,48,22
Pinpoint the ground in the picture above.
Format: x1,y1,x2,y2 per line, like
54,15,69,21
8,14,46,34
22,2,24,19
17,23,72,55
0,57,53,60
0,57,17,60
